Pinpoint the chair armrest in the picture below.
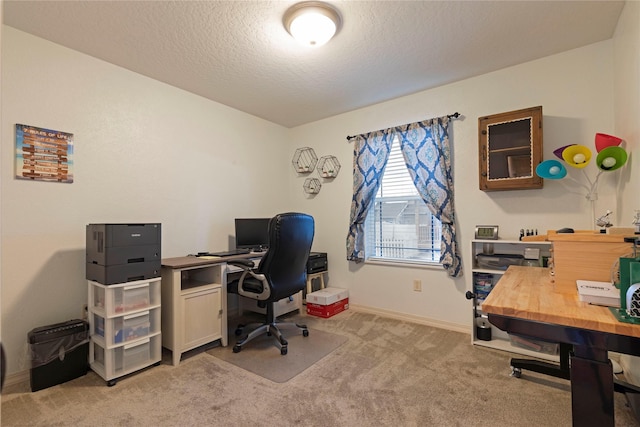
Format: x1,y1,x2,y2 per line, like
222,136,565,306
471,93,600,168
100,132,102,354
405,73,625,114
227,259,255,271
237,270,271,300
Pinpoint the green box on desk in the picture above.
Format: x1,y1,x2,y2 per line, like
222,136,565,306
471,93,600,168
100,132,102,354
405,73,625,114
619,257,640,311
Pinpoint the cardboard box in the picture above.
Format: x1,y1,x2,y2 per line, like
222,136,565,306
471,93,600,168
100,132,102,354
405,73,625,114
307,298,349,318
306,287,348,305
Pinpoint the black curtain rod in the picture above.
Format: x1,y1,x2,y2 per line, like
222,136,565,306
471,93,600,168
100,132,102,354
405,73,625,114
346,112,460,141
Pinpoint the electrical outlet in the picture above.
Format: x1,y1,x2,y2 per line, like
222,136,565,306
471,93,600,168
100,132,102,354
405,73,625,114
413,280,422,292
81,303,88,321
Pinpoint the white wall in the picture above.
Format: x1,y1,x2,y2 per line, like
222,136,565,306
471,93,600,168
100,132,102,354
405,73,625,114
613,0,640,385
0,0,3,364
1,27,291,376
2,3,638,381
289,40,624,329
616,0,640,224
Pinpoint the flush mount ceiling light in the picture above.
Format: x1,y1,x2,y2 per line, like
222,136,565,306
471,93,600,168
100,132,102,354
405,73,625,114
283,1,342,47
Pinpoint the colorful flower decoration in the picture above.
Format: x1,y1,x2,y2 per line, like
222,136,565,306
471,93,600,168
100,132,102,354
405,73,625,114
535,133,628,201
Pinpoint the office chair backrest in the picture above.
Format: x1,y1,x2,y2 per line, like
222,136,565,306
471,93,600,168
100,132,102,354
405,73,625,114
258,212,314,302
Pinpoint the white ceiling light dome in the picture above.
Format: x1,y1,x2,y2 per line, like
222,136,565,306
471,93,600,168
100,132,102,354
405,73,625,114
283,1,342,47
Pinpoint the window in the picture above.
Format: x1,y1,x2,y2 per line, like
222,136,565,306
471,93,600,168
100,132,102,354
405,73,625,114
364,137,442,264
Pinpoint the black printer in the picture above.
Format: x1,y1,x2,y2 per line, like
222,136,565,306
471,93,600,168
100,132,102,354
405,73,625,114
307,252,328,274
86,223,161,285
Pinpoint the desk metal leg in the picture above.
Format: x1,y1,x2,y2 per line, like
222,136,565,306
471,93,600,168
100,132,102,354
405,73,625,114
487,313,640,427
570,353,614,427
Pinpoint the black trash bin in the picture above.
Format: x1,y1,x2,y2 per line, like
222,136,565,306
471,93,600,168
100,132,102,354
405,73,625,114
28,319,89,392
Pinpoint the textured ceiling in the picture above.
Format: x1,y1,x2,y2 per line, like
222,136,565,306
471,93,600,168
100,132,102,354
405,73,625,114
2,1,625,128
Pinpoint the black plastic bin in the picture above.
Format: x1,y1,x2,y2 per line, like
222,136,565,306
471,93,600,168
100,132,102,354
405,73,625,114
28,319,89,392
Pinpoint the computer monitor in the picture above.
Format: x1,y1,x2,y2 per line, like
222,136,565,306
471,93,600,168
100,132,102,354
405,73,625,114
234,218,270,251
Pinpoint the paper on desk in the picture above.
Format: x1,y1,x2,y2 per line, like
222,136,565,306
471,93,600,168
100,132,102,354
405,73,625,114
576,280,620,307
197,256,221,260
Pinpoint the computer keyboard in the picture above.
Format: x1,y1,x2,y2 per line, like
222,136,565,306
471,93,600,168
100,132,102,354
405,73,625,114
203,248,251,257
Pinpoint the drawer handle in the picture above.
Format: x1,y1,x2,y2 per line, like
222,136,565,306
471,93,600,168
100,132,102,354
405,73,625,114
124,337,150,349
123,283,150,291
123,311,149,320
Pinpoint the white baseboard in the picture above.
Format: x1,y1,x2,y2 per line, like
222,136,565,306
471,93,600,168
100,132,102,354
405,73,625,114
348,303,469,335
4,369,30,389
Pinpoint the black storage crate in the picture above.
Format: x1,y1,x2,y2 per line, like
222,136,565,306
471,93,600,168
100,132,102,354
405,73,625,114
28,319,89,392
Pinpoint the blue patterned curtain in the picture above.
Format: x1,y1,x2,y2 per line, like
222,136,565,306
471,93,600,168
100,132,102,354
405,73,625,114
346,129,395,261
395,117,462,277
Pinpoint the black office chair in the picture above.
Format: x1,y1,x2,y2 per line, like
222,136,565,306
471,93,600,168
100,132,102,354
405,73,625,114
227,212,314,355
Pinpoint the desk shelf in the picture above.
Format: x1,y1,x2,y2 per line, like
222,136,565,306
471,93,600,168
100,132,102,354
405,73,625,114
469,239,552,357
316,155,341,179
303,177,322,194
292,147,318,174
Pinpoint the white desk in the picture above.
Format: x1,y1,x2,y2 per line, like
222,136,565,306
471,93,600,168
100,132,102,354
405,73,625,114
161,254,261,366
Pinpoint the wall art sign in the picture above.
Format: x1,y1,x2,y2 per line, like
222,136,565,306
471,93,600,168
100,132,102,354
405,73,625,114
15,124,74,183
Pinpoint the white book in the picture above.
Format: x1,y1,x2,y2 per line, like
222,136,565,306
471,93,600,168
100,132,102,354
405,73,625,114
576,280,621,307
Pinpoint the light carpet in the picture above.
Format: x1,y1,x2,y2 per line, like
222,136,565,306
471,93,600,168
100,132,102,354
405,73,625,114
1,309,638,426
208,323,348,383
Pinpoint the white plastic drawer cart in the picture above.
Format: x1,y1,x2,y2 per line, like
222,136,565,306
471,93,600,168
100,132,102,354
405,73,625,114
88,278,162,386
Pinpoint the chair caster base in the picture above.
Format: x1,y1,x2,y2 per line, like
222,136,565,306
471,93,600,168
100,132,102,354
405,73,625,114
511,367,522,378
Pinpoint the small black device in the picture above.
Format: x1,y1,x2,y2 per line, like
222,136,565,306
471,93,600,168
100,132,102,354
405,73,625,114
557,227,575,233
475,225,499,240
235,218,270,251
307,252,328,274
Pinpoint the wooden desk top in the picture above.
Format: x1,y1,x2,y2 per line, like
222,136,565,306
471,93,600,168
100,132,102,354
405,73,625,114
482,266,640,338
162,252,263,269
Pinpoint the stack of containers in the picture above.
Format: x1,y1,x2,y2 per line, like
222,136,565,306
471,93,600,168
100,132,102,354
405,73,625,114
86,223,162,386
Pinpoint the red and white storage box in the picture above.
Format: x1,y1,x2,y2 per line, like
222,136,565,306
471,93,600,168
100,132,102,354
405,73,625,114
306,287,349,318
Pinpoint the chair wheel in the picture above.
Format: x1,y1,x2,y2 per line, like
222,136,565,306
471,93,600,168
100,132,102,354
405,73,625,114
233,345,242,353
281,346,288,355
510,367,522,378
303,329,309,337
